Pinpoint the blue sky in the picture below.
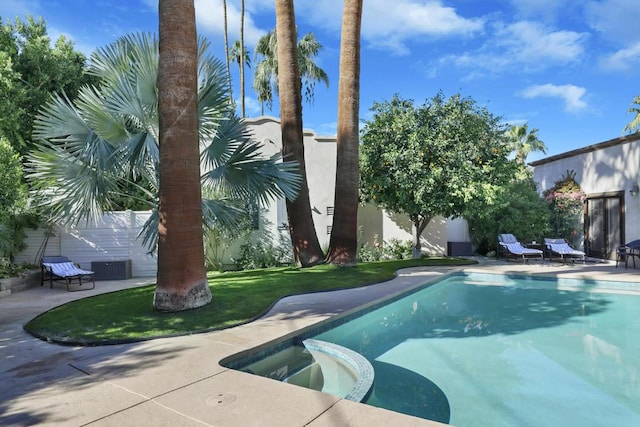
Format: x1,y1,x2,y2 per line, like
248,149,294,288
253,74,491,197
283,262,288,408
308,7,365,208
2,0,639,161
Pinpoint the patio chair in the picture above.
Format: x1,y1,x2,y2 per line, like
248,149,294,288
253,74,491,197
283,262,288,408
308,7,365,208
544,238,585,264
616,239,640,269
497,234,543,263
41,256,95,291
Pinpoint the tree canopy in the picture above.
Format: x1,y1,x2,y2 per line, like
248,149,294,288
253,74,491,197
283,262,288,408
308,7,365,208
360,93,517,257
0,16,92,155
253,28,329,113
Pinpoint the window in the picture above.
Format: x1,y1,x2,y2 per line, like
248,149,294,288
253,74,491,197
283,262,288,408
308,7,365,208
327,206,334,215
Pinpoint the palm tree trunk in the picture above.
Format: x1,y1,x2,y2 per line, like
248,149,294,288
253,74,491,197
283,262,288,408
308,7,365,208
155,0,211,311
240,0,246,117
326,0,362,266
274,0,324,266
222,0,232,105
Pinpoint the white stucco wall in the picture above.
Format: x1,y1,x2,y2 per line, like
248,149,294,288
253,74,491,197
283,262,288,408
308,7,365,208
531,134,640,243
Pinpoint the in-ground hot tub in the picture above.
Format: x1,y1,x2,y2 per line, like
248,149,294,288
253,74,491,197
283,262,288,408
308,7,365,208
223,339,374,403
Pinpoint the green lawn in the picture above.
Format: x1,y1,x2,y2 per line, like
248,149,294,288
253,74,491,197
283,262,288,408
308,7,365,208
25,258,475,345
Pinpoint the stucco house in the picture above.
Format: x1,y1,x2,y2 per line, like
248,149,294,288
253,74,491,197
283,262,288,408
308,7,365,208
531,132,640,260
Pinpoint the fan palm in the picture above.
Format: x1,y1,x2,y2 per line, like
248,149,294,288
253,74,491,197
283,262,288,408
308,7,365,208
624,95,640,134
27,32,301,252
506,124,546,164
253,28,329,113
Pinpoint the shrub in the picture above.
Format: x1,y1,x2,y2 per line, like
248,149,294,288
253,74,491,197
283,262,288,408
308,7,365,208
542,171,585,248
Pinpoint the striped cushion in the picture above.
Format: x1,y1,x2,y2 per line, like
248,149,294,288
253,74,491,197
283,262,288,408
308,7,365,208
502,242,542,255
548,243,584,256
43,262,93,278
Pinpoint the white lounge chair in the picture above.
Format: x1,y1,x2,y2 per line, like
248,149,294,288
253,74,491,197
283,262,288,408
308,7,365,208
544,238,585,264
41,256,95,291
544,238,586,264
497,234,543,263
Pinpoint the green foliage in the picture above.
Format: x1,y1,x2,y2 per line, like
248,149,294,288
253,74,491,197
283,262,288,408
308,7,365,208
465,176,551,254
253,29,329,112
357,235,413,262
505,124,546,164
624,95,640,134
0,16,93,155
543,171,585,247
0,138,38,260
233,229,294,270
26,33,302,252
0,259,38,279
360,93,517,255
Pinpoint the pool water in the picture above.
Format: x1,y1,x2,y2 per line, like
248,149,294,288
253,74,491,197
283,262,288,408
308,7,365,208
313,273,640,426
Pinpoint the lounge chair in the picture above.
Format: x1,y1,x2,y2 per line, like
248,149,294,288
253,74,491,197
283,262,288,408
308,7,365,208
41,256,95,291
497,234,543,263
544,238,585,264
616,239,640,269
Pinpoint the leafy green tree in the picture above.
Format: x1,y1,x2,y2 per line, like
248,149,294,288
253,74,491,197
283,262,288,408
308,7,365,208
0,137,36,261
505,123,546,164
26,32,301,261
624,95,640,134
253,28,329,113
360,93,516,258
0,16,92,155
465,177,551,254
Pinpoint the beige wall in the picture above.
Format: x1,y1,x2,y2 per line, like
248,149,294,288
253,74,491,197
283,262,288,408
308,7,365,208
532,136,640,244
245,116,453,256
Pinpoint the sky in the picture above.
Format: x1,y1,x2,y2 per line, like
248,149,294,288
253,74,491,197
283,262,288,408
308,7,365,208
2,0,639,162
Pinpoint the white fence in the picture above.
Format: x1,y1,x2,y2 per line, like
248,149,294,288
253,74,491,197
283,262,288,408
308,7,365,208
15,211,157,277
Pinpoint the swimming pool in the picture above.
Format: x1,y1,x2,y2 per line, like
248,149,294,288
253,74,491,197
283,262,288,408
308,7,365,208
225,272,640,426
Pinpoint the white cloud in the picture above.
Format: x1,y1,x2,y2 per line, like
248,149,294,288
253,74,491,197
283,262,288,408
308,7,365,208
585,0,640,45
600,41,640,71
295,0,484,56
520,83,588,112
0,0,41,19
194,0,267,47
440,20,587,76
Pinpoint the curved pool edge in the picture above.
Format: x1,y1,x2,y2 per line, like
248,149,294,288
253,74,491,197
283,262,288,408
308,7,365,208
302,338,374,402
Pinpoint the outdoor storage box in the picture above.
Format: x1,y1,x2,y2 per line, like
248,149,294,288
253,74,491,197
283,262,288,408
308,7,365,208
91,260,132,280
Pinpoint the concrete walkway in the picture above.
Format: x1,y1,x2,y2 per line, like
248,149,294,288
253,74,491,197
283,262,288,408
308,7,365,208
1,259,639,426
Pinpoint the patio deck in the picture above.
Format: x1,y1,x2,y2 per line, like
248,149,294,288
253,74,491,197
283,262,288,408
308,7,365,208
1,258,639,426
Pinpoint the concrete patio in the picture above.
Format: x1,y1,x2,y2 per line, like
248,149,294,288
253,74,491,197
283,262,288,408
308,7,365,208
1,258,639,426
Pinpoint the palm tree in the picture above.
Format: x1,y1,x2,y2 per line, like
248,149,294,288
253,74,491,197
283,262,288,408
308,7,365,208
506,124,546,164
222,0,233,106
274,0,324,266
27,33,302,308
253,29,329,113
155,0,209,310
240,0,246,117
326,0,363,266
229,40,251,117
624,95,640,134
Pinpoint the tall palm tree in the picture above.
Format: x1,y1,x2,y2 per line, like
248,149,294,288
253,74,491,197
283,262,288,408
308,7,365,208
274,0,324,266
222,0,232,106
27,33,302,308
506,123,546,164
624,95,640,134
326,0,363,266
253,29,329,113
155,0,210,310
229,39,251,117
239,0,246,117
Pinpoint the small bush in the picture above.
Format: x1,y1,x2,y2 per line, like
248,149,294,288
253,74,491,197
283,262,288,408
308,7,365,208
233,231,294,270
357,235,413,262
